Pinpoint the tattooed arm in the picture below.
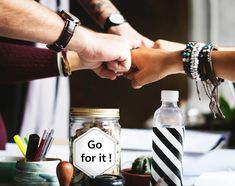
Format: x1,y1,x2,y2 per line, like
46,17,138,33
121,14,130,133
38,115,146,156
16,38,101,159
78,0,119,28
78,0,154,48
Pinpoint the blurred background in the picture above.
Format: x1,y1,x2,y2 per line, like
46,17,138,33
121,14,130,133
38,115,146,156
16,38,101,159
70,0,189,129
1,0,235,144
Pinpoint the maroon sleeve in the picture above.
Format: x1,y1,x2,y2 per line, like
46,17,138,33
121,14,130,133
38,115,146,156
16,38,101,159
0,113,7,150
0,42,60,84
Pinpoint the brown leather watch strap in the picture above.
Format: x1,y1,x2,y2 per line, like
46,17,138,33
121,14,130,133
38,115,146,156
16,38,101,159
47,10,80,52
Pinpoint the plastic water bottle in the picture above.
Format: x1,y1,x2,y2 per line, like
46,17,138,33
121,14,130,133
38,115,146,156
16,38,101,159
151,90,184,186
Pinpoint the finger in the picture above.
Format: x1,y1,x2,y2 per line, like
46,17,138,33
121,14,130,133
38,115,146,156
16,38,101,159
125,72,134,80
107,57,131,73
130,70,150,89
153,40,161,49
124,64,138,78
130,39,142,49
141,38,154,48
93,66,117,80
116,50,132,72
106,61,118,72
116,72,124,76
132,84,142,89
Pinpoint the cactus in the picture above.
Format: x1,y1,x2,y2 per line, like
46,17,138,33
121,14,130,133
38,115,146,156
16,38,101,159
131,156,152,175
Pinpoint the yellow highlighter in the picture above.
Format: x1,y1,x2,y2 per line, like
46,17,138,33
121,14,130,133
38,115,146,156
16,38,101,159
13,135,26,157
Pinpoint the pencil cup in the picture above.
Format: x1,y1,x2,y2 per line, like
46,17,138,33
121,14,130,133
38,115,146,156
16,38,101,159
14,158,61,186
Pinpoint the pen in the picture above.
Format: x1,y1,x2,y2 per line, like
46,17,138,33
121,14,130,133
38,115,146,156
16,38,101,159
26,134,40,161
40,129,54,160
13,135,26,157
34,129,49,161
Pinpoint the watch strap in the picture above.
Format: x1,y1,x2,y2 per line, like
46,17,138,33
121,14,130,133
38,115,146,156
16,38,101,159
47,11,80,52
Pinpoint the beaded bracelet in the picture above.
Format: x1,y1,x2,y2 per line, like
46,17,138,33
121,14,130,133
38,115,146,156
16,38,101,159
199,44,225,119
190,42,205,80
182,41,195,79
182,42,225,119
182,42,205,80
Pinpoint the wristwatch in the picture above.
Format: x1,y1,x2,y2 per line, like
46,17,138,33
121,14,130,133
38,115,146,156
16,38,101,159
47,10,81,52
103,13,126,32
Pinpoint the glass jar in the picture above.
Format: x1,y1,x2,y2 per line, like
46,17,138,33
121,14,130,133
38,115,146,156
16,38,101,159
69,108,121,185
84,174,125,186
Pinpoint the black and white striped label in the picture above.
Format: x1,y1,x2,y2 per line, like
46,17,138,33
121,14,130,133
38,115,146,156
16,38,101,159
151,126,185,186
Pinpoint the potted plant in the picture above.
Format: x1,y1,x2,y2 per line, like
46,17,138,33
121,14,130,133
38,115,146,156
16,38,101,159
121,156,151,186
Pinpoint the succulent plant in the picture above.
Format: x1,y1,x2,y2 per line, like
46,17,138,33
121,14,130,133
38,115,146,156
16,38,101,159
131,156,152,175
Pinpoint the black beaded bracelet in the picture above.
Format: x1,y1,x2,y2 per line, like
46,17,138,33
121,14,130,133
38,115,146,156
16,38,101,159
182,42,195,79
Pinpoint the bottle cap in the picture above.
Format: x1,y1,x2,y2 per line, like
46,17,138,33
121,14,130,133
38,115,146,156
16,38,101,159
161,90,179,102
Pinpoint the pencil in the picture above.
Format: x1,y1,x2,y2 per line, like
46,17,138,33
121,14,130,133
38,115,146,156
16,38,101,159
13,135,26,157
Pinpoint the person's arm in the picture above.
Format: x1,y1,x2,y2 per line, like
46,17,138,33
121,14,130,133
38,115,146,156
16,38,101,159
0,41,130,83
0,42,82,83
77,0,119,28
212,50,235,82
0,0,131,79
127,45,235,89
126,47,183,89
0,0,65,48
77,0,153,48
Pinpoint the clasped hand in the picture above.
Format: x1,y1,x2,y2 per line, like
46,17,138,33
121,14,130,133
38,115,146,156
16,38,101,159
71,30,184,89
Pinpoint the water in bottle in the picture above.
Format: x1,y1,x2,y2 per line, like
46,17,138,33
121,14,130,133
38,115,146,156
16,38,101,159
151,90,184,186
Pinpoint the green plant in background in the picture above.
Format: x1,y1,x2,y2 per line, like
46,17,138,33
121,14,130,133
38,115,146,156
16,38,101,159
131,156,152,175
219,96,235,122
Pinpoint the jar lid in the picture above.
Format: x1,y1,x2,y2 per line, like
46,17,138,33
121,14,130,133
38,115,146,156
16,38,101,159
85,174,125,186
70,108,120,118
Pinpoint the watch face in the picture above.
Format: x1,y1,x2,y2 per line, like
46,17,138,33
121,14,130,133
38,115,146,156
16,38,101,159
109,14,125,24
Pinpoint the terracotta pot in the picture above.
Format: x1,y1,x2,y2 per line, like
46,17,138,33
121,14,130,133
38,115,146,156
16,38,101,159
121,168,150,186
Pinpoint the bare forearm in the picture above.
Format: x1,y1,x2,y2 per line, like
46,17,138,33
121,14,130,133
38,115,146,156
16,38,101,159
0,0,64,45
0,0,91,53
170,50,235,82
212,51,235,82
78,0,119,28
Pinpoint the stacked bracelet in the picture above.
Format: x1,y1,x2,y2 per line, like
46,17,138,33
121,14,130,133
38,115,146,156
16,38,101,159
199,44,223,85
182,42,205,80
182,42,225,119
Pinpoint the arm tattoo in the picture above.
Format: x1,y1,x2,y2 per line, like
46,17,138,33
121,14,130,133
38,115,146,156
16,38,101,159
80,0,119,22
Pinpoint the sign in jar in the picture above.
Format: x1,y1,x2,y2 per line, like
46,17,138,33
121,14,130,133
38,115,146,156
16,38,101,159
69,108,121,185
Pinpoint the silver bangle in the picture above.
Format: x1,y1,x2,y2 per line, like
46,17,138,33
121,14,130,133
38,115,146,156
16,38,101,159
57,52,64,76
190,42,205,80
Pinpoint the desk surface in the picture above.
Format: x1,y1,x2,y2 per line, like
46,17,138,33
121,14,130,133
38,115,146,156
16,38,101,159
1,128,235,186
